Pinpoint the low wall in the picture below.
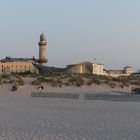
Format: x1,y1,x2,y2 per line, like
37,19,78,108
31,92,140,102
31,92,79,99
84,94,140,101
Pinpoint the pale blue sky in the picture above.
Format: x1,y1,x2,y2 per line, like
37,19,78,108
0,0,140,70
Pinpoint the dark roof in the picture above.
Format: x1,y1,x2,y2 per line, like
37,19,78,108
124,66,133,68
40,33,46,41
33,63,66,73
1,56,35,62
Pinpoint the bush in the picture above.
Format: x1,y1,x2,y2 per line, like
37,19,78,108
57,79,63,85
3,80,8,84
0,77,3,85
76,78,84,87
37,76,46,82
87,81,93,86
9,79,15,84
45,78,54,83
65,82,71,86
51,80,58,87
92,78,100,85
119,76,129,84
18,78,25,86
68,75,85,87
122,82,129,87
32,79,41,86
2,75,11,79
109,82,116,88
119,83,124,88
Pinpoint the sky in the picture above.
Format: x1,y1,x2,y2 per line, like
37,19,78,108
0,0,140,71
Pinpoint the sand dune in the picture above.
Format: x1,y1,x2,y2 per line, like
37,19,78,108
0,77,132,97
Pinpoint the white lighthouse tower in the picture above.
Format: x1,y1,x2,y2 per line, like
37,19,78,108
38,33,47,66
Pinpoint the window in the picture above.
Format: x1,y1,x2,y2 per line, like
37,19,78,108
24,65,26,72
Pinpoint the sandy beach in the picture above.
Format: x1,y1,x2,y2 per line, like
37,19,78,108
0,95,140,140
0,77,140,139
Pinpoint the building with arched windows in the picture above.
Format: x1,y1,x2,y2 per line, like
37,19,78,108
0,57,38,75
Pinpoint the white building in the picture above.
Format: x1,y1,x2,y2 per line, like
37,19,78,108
92,63,104,75
124,66,133,75
66,62,93,74
107,66,133,77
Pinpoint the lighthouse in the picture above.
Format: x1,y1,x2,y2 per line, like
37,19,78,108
38,33,47,66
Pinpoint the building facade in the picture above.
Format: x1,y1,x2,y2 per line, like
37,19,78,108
66,62,93,74
124,66,133,75
66,61,133,77
0,58,38,75
92,63,104,75
107,66,133,77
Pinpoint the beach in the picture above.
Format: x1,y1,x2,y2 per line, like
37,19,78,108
0,95,140,140
0,77,140,139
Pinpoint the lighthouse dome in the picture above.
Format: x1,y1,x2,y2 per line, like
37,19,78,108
40,33,46,41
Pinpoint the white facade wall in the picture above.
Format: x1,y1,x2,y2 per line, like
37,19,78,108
124,67,133,75
108,73,128,78
92,63,104,75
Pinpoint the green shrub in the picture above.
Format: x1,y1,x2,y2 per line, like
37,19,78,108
109,82,116,88
92,78,100,85
57,78,62,83
9,79,15,84
0,77,3,85
51,80,58,87
76,79,84,87
32,79,41,86
3,80,8,84
87,81,93,86
45,78,54,83
65,82,71,86
122,82,129,87
119,84,124,88
18,78,25,86
57,78,63,85
37,76,46,82
2,75,11,79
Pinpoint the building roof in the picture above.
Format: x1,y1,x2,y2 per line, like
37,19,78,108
124,66,133,68
92,63,104,65
40,33,46,41
1,56,35,63
33,63,65,73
